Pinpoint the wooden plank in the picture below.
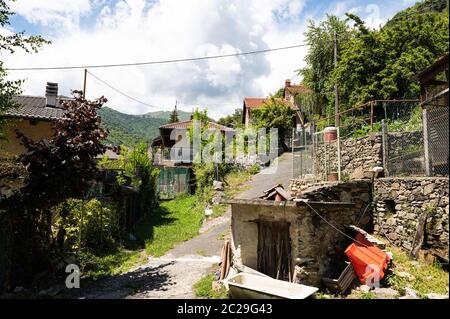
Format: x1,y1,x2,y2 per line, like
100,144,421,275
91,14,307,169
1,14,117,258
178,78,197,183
410,210,428,258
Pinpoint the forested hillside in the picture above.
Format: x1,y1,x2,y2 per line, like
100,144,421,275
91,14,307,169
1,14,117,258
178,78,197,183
98,107,167,146
298,0,449,120
142,110,191,121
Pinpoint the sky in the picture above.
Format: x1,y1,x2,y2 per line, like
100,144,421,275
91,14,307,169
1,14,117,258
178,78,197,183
2,0,419,119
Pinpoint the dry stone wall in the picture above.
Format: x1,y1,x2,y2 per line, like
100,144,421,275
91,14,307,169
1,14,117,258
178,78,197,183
314,134,383,180
373,177,449,257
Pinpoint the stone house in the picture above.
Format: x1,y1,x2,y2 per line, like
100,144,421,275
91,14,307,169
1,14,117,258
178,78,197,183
227,180,372,287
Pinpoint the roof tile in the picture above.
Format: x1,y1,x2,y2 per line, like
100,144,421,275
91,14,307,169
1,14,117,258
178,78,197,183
4,96,66,121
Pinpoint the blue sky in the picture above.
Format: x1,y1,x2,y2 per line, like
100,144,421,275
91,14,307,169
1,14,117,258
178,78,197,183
3,0,418,118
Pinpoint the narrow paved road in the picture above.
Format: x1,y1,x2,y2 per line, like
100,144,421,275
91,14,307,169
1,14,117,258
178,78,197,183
237,152,293,199
73,153,292,299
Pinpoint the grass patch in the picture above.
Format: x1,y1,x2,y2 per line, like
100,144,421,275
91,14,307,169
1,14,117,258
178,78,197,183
223,169,253,198
385,244,449,297
358,291,376,299
205,168,257,218
193,273,229,299
78,249,146,281
77,166,259,281
134,194,204,257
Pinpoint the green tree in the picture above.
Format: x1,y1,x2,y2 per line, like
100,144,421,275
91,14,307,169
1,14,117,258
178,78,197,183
117,143,159,213
0,0,49,136
217,108,243,128
251,97,295,150
1,91,108,289
300,0,449,119
333,3,449,109
169,106,179,123
299,14,352,119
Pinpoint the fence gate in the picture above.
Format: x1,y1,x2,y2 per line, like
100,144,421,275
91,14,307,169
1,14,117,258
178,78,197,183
157,166,192,199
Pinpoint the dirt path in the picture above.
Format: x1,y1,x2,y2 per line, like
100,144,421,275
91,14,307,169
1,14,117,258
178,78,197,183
73,212,229,299
73,153,292,299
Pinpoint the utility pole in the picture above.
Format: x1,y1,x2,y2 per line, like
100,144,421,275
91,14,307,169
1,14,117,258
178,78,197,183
83,69,87,98
333,31,339,127
334,31,342,181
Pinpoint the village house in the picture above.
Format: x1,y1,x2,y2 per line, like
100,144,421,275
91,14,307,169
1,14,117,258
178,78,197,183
0,82,119,160
0,82,65,155
151,119,234,197
242,79,310,129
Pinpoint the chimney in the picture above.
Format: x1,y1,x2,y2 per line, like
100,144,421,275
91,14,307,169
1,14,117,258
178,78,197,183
45,82,58,107
285,79,291,87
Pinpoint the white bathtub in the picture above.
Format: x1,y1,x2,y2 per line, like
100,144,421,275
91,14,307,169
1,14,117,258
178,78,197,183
222,273,318,299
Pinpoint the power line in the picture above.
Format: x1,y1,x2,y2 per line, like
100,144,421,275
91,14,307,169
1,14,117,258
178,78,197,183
87,70,163,110
6,43,308,71
299,199,371,248
87,70,242,111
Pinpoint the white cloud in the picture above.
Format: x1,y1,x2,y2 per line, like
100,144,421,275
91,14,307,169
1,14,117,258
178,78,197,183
8,0,91,32
3,0,310,118
2,0,413,119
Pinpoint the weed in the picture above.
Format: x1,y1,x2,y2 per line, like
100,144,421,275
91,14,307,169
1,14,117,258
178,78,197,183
193,274,229,299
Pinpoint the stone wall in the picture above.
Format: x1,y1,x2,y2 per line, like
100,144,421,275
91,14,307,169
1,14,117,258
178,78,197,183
314,134,383,180
290,179,372,222
373,177,449,257
229,180,373,286
313,131,425,181
341,134,383,179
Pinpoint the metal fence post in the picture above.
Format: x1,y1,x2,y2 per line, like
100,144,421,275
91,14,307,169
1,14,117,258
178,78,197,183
291,127,295,178
337,126,341,181
382,119,389,176
422,107,432,176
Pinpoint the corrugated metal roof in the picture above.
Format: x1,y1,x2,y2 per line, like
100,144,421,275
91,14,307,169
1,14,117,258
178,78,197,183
4,96,66,121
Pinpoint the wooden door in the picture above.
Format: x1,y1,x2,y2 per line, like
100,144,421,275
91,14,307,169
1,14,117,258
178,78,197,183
257,221,291,281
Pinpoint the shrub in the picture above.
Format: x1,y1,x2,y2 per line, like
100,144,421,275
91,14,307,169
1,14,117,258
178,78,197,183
54,198,120,251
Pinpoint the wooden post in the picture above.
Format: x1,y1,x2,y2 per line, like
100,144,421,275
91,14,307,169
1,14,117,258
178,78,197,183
79,200,84,253
422,108,432,176
382,119,389,176
370,101,374,131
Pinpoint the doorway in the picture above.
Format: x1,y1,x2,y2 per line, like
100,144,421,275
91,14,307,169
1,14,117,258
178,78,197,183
257,221,292,281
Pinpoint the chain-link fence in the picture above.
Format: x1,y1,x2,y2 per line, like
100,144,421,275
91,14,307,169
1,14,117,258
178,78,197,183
423,92,449,176
292,126,339,182
382,102,426,176
292,99,448,181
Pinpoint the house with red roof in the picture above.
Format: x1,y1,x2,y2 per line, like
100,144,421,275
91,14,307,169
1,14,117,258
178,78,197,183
242,79,311,128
